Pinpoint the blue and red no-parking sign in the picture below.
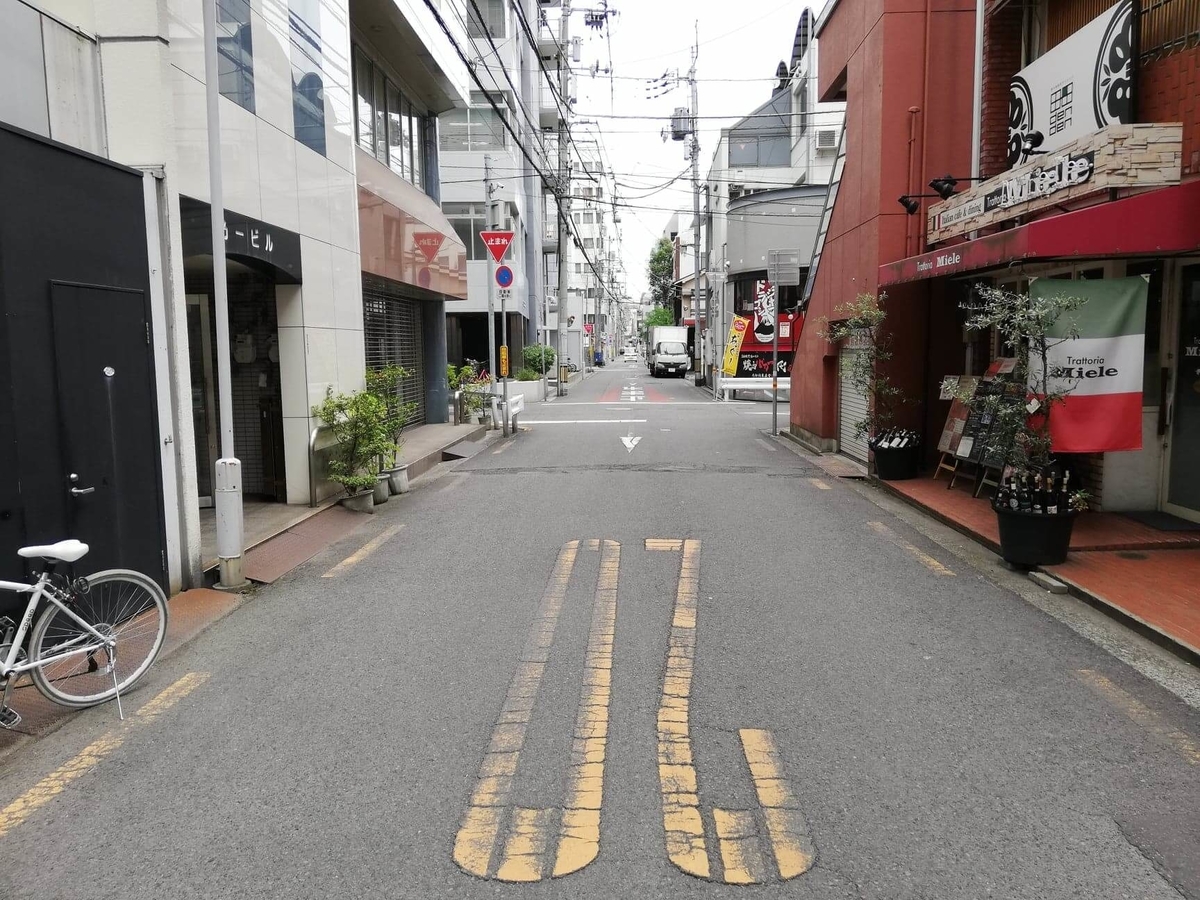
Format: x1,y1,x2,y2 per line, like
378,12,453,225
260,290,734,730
495,265,514,289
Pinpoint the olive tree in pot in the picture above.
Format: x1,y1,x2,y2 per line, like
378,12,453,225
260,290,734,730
820,293,919,479
957,285,1091,567
312,387,391,513
366,365,419,495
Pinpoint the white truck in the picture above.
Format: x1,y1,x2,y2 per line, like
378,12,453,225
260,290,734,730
647,325,690,378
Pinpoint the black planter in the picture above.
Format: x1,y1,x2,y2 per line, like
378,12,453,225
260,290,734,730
872,443,921,481
995,507,1077,567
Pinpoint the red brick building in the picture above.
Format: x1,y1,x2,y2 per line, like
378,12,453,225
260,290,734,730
795,0,1200,523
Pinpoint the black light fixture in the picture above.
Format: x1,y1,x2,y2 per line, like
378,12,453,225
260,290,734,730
1022,130,1046,155
928,174,989,200
898,194,941,215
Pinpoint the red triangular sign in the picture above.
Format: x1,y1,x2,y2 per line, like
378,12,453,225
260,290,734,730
480,230,515,263
413,231,446,264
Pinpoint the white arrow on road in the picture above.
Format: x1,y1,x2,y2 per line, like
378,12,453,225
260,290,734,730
620,432,642,453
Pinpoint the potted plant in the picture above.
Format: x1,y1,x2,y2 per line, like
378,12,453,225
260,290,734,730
820,292,920,479
958,284,1088,567
312,387,391,514
366,365,419,495
449,362,491,425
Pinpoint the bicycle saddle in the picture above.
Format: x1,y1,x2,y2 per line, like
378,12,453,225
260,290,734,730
18,540,89,563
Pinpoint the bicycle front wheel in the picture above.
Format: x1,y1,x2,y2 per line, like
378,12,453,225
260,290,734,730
29,569,168,708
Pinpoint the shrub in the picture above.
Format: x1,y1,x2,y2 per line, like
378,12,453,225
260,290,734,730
365,365,418,468
312,388,391,494
514,367,540,381
522,343,556,374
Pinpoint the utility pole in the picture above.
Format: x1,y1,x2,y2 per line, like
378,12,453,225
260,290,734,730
688,24,704,387
555,0,572,395
202,0,246,590
484,154,498,403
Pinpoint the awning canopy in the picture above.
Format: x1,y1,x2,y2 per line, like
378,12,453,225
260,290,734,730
879,180,1200,287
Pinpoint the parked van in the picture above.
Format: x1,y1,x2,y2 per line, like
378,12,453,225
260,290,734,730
648,325,690,377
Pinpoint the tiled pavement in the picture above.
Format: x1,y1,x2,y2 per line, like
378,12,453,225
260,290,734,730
879,473,1200,659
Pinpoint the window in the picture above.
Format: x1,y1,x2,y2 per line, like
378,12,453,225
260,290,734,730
353,44,430,189
467,0,506,39
443,202,513,261
290,0,324,155
439,93,507,151
794,76,809,138
575,263,582,273
217,0,254,113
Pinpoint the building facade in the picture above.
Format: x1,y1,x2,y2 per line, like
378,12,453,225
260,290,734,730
0,0,468,593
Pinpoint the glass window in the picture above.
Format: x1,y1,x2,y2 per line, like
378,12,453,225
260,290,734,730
354,48,374,153
439,107,469,151
471,103,505,150
290,0,324,155
217,0,255,114
411,113,424,189
373,67,387,161
401,95,414,180
467,0,506,39
444,203,487,261
386,82,405,177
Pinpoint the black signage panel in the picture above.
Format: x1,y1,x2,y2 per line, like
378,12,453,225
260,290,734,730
179,197,303,284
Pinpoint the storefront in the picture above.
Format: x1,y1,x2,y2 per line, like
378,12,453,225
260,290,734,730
880,170,1200,520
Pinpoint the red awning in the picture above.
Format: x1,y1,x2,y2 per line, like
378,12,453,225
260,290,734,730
879,180,1200,286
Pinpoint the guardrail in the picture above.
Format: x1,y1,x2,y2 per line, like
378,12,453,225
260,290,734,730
718,377,791,400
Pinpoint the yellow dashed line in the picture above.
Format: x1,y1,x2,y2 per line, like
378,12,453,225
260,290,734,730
1076,669,1200,765
867,521,955,576
714,808,765,884
0,672,210,838
454,540,619,882
322,524,405,577
807,478,831,490
645,539,684,551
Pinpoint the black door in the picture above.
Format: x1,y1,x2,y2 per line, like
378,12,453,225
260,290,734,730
50,282,167,587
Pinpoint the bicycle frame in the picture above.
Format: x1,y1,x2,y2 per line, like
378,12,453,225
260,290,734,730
0,573,115,679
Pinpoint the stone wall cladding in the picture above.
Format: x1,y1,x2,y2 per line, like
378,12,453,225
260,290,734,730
928,123,1183,244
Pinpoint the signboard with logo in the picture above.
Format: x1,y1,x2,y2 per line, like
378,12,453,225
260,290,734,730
1008,0,1133,168
927,124,1181,243
1034,275,1148,452
722,316,750,376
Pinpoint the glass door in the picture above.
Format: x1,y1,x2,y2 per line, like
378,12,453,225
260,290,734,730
1165,265,1200,520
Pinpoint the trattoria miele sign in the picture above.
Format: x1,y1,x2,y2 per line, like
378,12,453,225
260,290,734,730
926,123,1182,244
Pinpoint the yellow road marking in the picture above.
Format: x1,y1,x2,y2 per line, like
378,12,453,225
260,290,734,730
455,540,619,882
322,524,405,577
807,478,831,490
867,521,955,576
653,538,710,879
1076,669,1200,765
492,440,514,455
740,729,815,878
650,541,813,884
0,672,210,838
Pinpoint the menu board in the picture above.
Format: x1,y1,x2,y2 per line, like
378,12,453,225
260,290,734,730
938,360,1020,462
936,377,976,454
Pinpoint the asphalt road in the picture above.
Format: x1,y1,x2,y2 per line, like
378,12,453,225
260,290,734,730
1,361,1198,899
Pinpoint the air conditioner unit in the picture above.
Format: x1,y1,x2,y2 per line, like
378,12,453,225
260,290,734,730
816,129,838,150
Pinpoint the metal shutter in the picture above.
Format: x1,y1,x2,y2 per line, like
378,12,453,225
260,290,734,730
362,274,426,425
838,348,870,462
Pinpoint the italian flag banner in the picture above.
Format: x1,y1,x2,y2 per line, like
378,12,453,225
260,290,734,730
1032,275,1148,453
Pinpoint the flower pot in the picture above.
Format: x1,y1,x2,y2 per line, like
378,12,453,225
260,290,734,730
341,489,375,514
872,443,921,481
373,474,390,504
388,464,411,495
995,507,1077,568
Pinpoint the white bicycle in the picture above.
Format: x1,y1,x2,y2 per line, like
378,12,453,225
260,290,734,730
0,540,168,729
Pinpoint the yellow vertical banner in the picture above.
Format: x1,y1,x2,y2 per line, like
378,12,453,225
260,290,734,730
722,316,750,376
500,345,509,377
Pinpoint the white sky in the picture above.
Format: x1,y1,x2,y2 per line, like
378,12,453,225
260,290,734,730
568,0,824,300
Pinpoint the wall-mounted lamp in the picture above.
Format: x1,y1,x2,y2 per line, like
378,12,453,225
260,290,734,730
897,194,941,215
927,175,988,200
1022,130,1046,155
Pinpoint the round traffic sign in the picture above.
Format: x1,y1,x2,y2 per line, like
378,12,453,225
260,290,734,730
495,264,514,288
417,266,431,288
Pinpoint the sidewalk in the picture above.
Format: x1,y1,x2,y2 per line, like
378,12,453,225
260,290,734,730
877,471,1200,658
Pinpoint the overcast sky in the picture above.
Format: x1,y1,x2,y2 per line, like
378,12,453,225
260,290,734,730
568,0,823,301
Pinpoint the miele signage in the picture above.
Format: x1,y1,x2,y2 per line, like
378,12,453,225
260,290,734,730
1007,0,1133,166
927,124,1181,244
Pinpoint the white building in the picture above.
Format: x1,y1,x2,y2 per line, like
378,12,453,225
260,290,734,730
0,0,469,592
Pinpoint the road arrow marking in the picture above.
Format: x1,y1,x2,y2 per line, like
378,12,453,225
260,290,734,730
620,433,642,453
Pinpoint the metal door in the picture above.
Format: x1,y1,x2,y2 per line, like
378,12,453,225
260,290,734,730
50,282,167,587
838,347,870,462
